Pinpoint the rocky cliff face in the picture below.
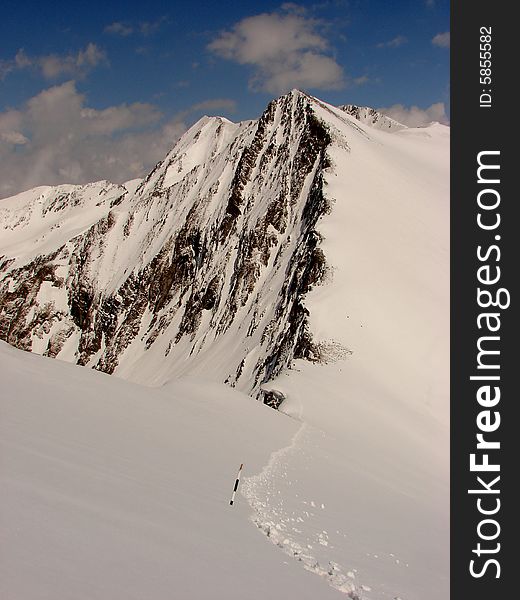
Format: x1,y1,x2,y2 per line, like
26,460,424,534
0,90,340,400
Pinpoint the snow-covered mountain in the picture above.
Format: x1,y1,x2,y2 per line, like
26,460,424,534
0,90,450,599
1,91,342,399
0,92,447,396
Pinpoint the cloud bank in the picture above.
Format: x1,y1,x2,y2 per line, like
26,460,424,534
0,44,107,81
104,17,169,37
0,82,235,198
378,102,450,127
208,7,345,93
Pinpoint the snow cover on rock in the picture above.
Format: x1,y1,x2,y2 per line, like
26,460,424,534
0,91,449,599
338,105,405,132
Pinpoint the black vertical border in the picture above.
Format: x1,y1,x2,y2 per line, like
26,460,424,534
452,2,516,598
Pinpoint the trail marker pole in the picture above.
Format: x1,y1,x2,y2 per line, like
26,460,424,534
229,463,243,506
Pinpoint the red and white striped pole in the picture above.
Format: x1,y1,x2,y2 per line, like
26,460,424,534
229,463,244,506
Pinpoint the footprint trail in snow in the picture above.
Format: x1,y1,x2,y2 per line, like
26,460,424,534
241,418,371,598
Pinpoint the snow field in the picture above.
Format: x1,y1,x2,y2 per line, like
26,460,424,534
0,342,343,600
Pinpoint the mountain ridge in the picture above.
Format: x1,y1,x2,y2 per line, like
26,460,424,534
1,91,336,399
0,90,448,403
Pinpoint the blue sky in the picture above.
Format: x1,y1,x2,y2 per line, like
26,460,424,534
0,0,449,197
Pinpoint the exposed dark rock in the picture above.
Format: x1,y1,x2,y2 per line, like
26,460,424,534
0,251,64,350
261,389,286,410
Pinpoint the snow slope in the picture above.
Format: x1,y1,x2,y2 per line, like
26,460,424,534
0,341,343,600
249,105,449,599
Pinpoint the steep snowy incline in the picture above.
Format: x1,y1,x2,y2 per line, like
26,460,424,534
309,99,449,423
244,106,449,599
0,341,343,600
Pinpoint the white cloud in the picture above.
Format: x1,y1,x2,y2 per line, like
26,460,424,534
1,131,29,145
0,82,238,198
104,17,168,38
280,2,307,15
208,8,344,93
14,49,32,69
378,102,450,127
0,51,28,80
104,22,134,36
0,82,163,196
352,75,370,86
139,17,169,36
0,44,107,81
376,35,407,49
432,32,450,48
44,44,107,78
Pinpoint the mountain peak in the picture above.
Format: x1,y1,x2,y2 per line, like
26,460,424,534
339,104,405,131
